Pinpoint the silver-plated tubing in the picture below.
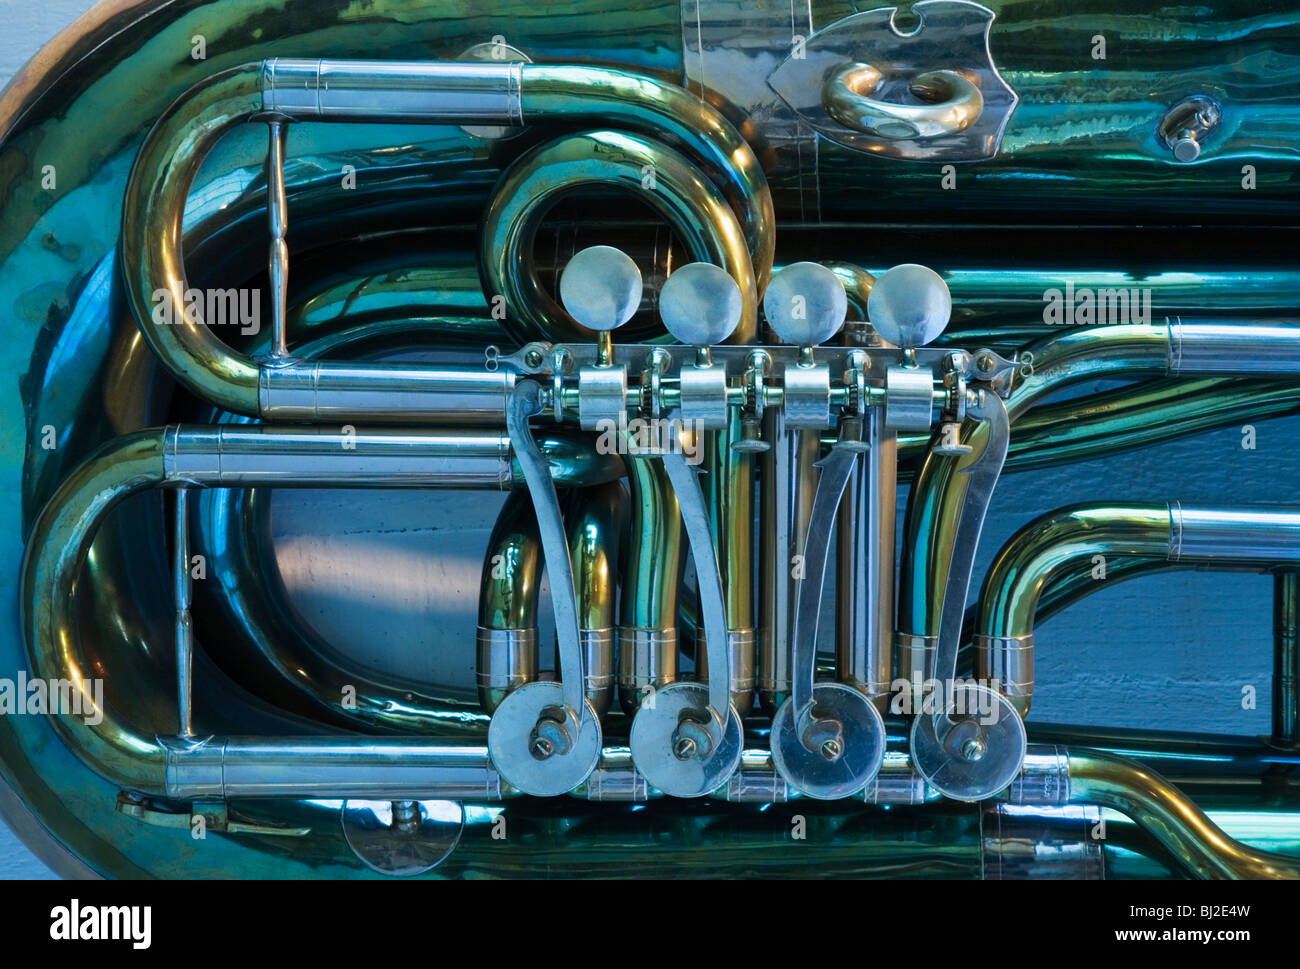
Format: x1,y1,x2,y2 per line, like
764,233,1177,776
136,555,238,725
758,407,818,714
265,119,289,360
975,633,1034,712
576,752,655,802
261,58,524,123
837,408,896,712
895,632,937,685
162,425,512,488
173,488,195,739
162,736,502,800
258,363,514,424
1169,503,1300,563
477,488,542,713
475,628,538,715
1168,319,1300,376
580,629,616,719
617,627,677,714
714,754,792,803
862,752,938,805
1002,745,1071,806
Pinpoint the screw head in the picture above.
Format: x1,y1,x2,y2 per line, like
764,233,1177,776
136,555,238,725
1172,136,1201,163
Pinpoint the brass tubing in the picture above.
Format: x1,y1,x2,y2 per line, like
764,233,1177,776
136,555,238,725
898,376,1300,476
695,413,756,714
896,418,979,683
258,59,774,288
121,65,265,414
977,503,1300,717
480,129,757,345
476,490,543,713
975,504,1172,716
22,431,171,793
123,61,770,414
22,427,628,792
618,452,681,713
517,64,774,289
1006,323,1171,421
565,482,629,718
1274,572,1300,746
1066,750,1300,879
899,322,1241,668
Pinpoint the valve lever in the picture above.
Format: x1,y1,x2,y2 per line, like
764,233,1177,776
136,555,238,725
488,380,601,796
630,263,743,797
771,426,886,799
762,261,887,798
910,390,1026,801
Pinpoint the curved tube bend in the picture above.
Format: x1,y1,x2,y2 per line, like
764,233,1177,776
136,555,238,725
123,61,772,415
1067,750,1300,880
480,130,757,345
977,503,1300,716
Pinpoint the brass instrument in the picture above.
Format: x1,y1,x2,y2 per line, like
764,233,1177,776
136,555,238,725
2,0,1299,880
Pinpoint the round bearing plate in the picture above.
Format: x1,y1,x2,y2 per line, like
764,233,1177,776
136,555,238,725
341,799,464,877
909,683,1027,802
629,682,742,797
488,681,602,797
771,683,886,800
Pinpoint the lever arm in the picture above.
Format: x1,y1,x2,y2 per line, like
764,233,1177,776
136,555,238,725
488,380,601,797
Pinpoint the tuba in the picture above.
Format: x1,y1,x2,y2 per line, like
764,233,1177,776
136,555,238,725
2,0,1299,880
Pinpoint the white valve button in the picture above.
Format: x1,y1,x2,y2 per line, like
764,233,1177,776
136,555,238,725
559,245,642,332
764,262,847,347
659,262,743,347
866,263,951,349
